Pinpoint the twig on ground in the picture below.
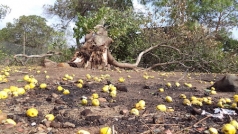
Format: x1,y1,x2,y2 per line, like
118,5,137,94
147,124,180,126
192,115,212,127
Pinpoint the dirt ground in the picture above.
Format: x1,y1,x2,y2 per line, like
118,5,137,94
0,65,237,134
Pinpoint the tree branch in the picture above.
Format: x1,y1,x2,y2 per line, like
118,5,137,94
107,42,167,69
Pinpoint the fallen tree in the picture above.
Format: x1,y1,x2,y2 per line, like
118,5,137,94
68,24,187,70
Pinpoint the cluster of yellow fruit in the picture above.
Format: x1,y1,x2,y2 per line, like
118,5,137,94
216,95,238,108
209,120,238,134
181,95,212,106
81,93,100,106
210,87,217,95
62,74,74,81
0,74,8,83
184,83,192,88
130,100,146,116
0,86,26,99
26,107,55,121
143,72,154,79
102,84,117,98
23,75,38,90
57,85,70,95
118,77,125,83
86,73,110,83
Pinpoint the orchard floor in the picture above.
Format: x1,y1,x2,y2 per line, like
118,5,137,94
0,66,237,134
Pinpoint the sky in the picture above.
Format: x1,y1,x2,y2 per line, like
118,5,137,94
0,0,238,41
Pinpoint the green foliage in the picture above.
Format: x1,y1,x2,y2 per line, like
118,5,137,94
74,7,147,61
0,15,53,48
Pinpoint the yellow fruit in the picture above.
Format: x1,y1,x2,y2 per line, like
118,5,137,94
130,108,139,116
26,108,38,117
230,120,238,129
209,127,218,134
78,79,84,84
45,114,55,121
158,88,164,92
165,96,173,103
110,90,117,98
3,119,16,125
77,130,90,134
234,95,238,102
183,99,191,106
102,85,109,93
57,86,63,91
191,100,203,106
225,98,231,103
109,85,116,91
81,99,88,105
205,100,212,105
77,83,83,88
231,103,237,109
138,100,145,107
92,93,99,99
36,70,40,74
100,126,112,134
175,82,180,87
86,74,91,79
0,91,8,99
63,89,70,95
219,98,226,103
92,99,100,106
118,77,125,83
12,91,18,97
23,75,30,81
40,83,47,89
4,72,9,76
30,78,38,84
29,83,36,89
179,94,186,99
24,84,31,90
10,86,18,92
211,87,216,91
166,82,172,87
222,123,236,134
17,88,25,95
45,75,50,79
210,90,217,95
191,96,197,101
217,101,223,108
156,104,166,112
68,76,73,80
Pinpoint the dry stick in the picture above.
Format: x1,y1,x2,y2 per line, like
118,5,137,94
185,115,212,130
177,68,189,82
193,115,212,127
147,123,180,126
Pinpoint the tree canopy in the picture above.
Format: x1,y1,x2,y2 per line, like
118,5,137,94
0,15,53,48
0,4,11,20
43,0,133,27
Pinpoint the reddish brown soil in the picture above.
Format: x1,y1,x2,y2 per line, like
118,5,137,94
0,66,237,134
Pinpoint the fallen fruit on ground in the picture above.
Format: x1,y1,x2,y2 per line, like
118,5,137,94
209,127,218,134
26,108,38,117
45,114,55,121
100,126,112,134
156,104,166,112
77,130,90,134
130,108,139,116
222,123,236,134
92,99,100,106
